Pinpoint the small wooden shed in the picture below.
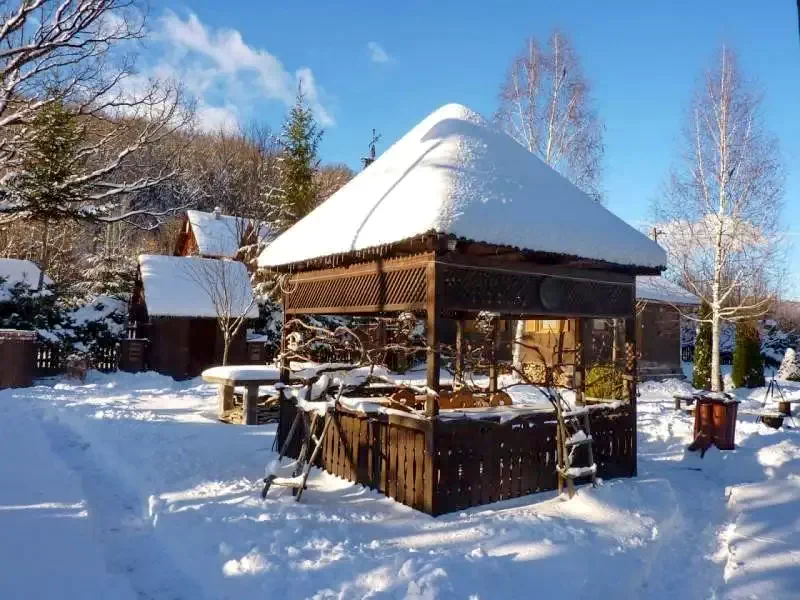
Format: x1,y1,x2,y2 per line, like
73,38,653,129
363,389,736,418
259,103,667,514
128,255,259,379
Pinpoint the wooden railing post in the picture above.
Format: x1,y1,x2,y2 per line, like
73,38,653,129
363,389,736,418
279,294,289,385
624,310,638,476
455,318,465,388
574,318,585,405
425,260,440,417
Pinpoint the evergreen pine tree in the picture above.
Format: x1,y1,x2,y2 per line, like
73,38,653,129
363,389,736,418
276,88,323,226
7,101,84,271
693,302,712,389
732,321,765,388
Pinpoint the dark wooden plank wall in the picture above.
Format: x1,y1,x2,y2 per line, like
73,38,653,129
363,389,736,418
277,400,635,516
637,303,681,371
277,400,434,512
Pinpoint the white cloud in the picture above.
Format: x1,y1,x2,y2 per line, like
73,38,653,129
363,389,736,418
367,41,391,64
153,11,334,128
196,104,240,133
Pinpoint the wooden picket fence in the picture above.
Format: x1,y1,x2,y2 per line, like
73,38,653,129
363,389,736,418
278,400,635,516
34,343,121,377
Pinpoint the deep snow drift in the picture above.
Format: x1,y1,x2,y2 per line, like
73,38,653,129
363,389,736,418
0,373,797,599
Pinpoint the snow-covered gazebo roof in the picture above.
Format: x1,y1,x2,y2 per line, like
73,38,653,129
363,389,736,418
137,255,258,318
186,209,271,259
636,276,700,306
258,103,666,271
0,258,52,301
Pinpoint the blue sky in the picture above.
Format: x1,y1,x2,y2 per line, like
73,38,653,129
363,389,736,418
147,0,800,294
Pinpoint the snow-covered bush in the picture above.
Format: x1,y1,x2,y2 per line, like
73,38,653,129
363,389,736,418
0,277,125,364
777,348,800,381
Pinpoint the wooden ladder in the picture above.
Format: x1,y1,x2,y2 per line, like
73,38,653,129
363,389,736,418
261,389,333,502
551,391,598,498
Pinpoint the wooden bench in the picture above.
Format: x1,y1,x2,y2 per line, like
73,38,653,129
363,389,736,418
673,394,696,410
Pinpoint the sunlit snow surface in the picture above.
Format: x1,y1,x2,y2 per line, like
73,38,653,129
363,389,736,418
1,370,797,599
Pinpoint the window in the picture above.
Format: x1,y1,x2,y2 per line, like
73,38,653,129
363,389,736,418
525,319,570,334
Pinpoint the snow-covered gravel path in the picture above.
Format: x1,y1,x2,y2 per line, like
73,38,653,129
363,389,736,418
0,373,797,599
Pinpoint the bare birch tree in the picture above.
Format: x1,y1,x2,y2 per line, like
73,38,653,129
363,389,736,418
183,257,257,366
0,0,193,228
653,47,784,391
495,29,604,370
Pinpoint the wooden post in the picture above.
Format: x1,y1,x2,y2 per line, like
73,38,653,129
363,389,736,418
624,309,638,476
217,384,234,417
425,261,440,417
488,318,499,394
279,294,289,384
455,318,465,389
574,318,585,405
423,419,437,515
243,384,259,425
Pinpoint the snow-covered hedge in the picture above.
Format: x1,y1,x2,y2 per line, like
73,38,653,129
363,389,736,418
0,277,125,360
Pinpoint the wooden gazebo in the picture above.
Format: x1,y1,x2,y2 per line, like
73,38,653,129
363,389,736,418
259,104,666,515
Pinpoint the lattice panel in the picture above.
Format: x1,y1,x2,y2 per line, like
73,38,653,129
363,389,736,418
286,266,427,313
440,265,633,317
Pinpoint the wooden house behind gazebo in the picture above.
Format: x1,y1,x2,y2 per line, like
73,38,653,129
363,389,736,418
258,104,666,515
174,208,271,264
516,276,700,384
127,255,259,379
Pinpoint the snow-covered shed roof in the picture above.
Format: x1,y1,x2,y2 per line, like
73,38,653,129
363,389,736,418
0,258,52,301
258,103,666,271
636,276,700,306
137,255,259,319
187,209,271,259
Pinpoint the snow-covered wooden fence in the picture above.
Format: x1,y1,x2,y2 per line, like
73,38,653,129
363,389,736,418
34,343,120,377
278,400,635,516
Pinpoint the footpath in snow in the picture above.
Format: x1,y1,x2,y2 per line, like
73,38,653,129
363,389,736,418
0,372,797,599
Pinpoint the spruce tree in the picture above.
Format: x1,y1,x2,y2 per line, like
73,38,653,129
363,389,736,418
732,321,765,388
693,302,712,389
276,88,323,227
7,101,84,271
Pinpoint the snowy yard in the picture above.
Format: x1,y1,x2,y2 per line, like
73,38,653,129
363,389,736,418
1,373,798,599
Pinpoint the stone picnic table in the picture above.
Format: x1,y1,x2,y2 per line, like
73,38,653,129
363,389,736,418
202,365,286,425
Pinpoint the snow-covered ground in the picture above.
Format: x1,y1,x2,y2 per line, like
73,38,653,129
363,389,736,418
1,373,797,599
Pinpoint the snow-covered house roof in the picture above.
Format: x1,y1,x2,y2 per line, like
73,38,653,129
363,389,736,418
636,276,700,306
137,255,259,319
185,209,271,259
0,258,52,301
258,103,666,271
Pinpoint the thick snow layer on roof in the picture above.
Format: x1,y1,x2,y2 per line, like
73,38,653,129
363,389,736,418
0,258,52,300
259,103,666,270
636,276,700,305
138,255,258,319
187,210,271,259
